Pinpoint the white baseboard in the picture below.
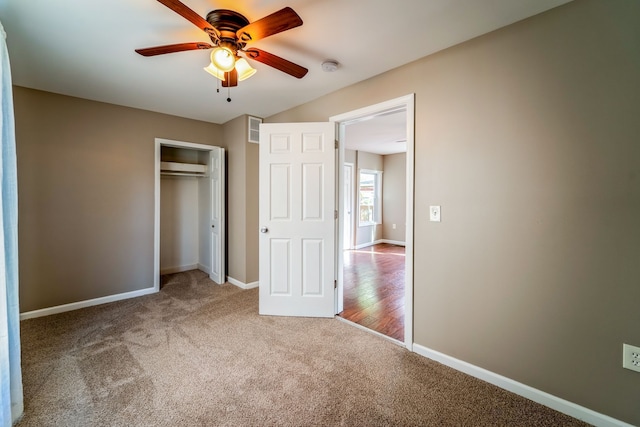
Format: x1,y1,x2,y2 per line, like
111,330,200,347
412,344,632,427
20,287,157,320
197,263,211,274
227,276,259,290
379,239,406,246
354,239,406,249
354,240,382,249
160,264,198,275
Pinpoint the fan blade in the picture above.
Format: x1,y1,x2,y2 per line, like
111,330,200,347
135,42,212,56
157,0,219,39
245,48,308,79
237,7,302,43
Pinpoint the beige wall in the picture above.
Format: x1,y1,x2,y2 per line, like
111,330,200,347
355,151,383,246
221,115,260,285
159,176,199,272
222,115,247,283
14,88,261,309
14,87,222,312
356,151,382,171
245,141,259,283
267,1,640,424
382,153,406,243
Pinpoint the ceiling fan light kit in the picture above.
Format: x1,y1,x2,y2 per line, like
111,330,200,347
203,63,226,81
210,46,236,72
135,0,309,101
235,58,257,81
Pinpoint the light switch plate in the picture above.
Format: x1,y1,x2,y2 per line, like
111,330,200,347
430,206,441,222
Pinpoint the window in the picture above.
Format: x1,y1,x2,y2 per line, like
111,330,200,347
359,170,382,226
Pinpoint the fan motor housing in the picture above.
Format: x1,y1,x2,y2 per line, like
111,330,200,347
207,9,249,51
206,9,249,41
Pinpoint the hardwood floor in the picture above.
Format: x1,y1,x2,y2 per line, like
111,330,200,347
339,243,405,341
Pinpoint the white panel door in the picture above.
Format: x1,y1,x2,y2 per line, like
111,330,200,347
259,122,335,317
209,147,225,284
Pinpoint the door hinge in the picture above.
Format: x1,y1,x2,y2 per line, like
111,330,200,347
335,140,339,149
334,279,337,289
335,210,338,219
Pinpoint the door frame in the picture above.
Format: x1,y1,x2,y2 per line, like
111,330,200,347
153,138,225,291
343,162,355,250
330,94,415,350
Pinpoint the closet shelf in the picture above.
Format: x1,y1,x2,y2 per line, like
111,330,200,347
160,161,207,176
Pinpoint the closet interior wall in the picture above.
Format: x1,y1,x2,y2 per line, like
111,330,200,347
160,146,211,275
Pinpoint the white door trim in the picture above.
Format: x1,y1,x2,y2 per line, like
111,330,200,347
153,138,223,292
208,147,226,284
343,162,355,250
330,94,415,351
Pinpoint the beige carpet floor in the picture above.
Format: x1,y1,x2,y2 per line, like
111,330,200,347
17,270,589,426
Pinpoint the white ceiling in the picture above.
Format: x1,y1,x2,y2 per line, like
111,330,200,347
0,0,571,125
345,110,407,155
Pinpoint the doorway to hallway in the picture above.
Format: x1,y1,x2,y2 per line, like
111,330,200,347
339,243,405,341
332,94,414,347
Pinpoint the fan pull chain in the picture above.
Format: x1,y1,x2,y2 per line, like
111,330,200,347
227,87,231,103
216,78,220,93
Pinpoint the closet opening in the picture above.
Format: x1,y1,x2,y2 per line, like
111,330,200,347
153,138,226,291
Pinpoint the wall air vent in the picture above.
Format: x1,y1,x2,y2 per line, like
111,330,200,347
248,116,262,144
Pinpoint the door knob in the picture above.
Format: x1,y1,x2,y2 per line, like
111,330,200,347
260,227,269,233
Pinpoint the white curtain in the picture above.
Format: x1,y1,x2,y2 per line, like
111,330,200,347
0,20,24,427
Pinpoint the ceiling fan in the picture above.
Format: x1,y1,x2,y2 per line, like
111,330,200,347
135,0,308,89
